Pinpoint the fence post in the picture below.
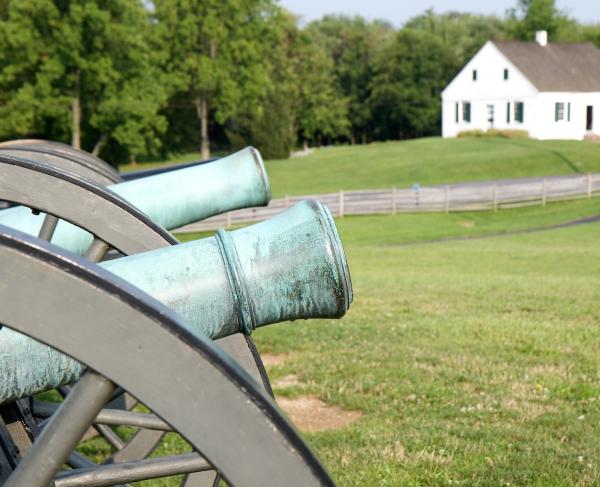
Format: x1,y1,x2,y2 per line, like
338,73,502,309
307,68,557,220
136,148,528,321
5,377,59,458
588,173,593,199
492,184,498,212
392,187,397,215
339,190,344,218
226,212,232,228
285,194,290,209
541,178,547,207
444,186,450,213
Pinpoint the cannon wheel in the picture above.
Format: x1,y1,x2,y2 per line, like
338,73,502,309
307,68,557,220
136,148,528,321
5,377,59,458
0,225,334,487
0,154,177,254
0,139,120,184
0,154,275,483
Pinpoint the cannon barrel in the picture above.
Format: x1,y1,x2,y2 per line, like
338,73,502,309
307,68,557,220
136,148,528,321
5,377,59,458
103,199,352,337
0,200,352,403
0,146,270,254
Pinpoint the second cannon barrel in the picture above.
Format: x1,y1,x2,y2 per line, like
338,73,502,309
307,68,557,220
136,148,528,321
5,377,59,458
0,146,270,255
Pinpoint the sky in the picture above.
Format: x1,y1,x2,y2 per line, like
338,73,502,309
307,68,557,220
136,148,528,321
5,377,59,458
277,0,600,26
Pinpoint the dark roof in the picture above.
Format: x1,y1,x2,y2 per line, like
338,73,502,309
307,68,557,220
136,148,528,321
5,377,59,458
493,40,600,92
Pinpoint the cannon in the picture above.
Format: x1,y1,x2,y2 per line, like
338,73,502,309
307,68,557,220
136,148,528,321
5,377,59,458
0,139,121,184
0,199,352,403
0,145,281,481
0,141,353,486
0,224,340,487
0,146,270,255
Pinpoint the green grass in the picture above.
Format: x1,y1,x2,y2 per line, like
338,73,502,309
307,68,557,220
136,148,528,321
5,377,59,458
252,210,600,486
103,139,600,484
121,138,600,197
265,138,600,197
124,199,596,486
71,199,600,485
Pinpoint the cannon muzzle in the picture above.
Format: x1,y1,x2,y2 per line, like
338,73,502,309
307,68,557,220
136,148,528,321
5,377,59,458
103,199,352,338
0,146,270,254
0,201,352,402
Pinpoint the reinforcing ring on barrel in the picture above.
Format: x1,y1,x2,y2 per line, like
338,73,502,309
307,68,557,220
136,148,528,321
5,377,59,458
216,228,257,335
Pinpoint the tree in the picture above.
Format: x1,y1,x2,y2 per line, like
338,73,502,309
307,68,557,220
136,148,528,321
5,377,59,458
293,27,350,147
225,8,298,159
368,29,455,139
0,0,168,164
306,16,393,144
0,1,68,141
578,23,600,48
225,8,349,157
154,0,276,159
506,0,575,41
405,10,507,71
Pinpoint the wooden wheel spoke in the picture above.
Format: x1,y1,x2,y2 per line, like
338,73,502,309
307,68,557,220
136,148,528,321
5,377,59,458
34,401,171,431
5,371,115,487
54,452,211,487
37,214,59,241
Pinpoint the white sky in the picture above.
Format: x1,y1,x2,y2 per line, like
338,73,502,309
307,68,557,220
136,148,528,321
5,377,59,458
277,0,600,26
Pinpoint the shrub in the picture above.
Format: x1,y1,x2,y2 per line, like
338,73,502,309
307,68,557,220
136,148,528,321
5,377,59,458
457,129,485,138
486,128,529,139
457,129,529,139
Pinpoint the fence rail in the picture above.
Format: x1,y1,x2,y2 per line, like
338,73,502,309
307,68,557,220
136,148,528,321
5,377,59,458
176,173,600,233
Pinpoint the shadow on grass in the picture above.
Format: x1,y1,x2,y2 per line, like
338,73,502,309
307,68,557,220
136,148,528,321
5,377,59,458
497,139,583,174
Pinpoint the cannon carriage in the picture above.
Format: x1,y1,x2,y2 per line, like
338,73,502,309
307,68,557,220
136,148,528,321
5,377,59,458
0,142,352,486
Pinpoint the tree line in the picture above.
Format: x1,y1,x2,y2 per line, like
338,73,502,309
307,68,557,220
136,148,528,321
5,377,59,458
0,0,598,165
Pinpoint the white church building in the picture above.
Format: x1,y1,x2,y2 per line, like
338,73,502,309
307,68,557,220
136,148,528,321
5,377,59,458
441,31,600,140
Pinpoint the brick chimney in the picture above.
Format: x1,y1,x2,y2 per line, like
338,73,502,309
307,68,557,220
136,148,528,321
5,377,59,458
535,30,548,46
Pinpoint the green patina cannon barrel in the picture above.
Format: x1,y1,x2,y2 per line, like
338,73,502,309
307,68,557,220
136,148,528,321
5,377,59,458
0,146,270,254
0,200,352,403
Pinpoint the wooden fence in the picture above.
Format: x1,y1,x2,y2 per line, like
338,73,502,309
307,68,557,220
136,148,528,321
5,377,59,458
176,173,600,233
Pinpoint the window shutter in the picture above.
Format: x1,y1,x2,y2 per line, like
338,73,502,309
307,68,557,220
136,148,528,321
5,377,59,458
514,102,524,123
463,102,471,122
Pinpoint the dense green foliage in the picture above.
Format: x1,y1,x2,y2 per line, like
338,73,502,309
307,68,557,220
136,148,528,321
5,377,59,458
1,0,599,164
0,0,168,162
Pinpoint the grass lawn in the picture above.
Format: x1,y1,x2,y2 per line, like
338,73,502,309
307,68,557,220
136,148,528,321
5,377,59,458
120,137,600,197
91,199,591,486
252,208,600,486
71,199,600,486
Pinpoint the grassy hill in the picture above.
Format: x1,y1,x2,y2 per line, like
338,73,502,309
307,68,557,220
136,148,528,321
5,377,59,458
122,137,600,197
265,137,600,197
